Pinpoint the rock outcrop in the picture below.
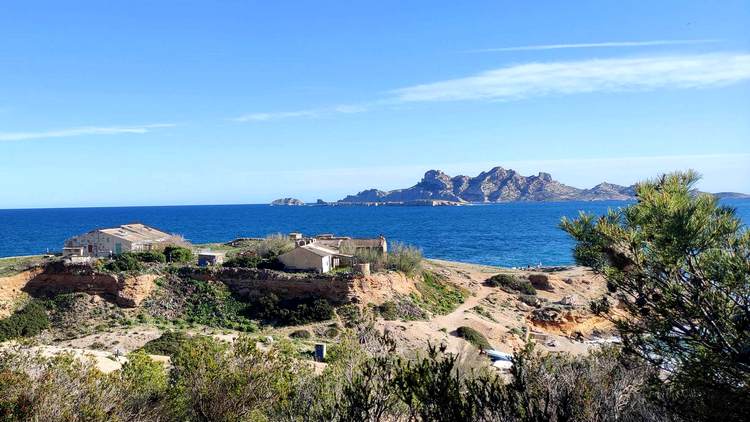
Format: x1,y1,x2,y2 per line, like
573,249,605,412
339,166,638,203
14,263,158,308
270,198,305,206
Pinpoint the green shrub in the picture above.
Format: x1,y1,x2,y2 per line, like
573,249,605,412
246,294,334,326
255,234,294,258
335,304,362,327
164,246,194,263
456,326,490,350
518,294,541,307
139,331,192,357
182,280,257,332
472,305,495,321
375,300,426,321
104,253,144,272
486,273,536,295
323,326,339,338
289,329,311,339
387,242,423,276
133,250,166,263
411,271,468,315
377,301,399,320
223,255,261,268
0,300,50,341
351,248,387,271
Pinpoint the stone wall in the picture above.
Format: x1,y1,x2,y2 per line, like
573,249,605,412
183,267,357,304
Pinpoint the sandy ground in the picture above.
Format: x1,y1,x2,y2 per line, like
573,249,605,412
376,259,614,359
0,341,170,373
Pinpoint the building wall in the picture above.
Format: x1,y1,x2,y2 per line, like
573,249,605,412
279,248,330,272
65,231,134,257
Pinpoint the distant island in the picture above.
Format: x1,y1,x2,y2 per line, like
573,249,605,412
270,197,305,206
334,166,748,204
713,192,750,199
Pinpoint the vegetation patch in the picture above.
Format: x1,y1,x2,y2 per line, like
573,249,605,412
222,254,261,268
411,270,468,315
387,242,423,276
486,273,536,295
132,250,166,263
376,301,399,320
376,298,426,321
182,279,257,332
245,293,334,326
44,293,130,339
0,300,49,342
518,294,542,307
222,254,284,270
288,329,311,339
456,326,491,350
471,305,496,322
163,245,194,263
335,304,362,327
102,253,144,273
139,330,193,357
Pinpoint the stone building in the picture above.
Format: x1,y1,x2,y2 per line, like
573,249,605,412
278,243,352,273
64,223,179,257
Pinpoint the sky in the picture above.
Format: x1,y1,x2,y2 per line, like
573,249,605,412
1,0,749,208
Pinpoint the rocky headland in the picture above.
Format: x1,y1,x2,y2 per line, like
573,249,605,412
339,166,637,204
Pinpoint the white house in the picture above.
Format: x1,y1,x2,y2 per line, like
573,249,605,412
278,244,351,273
64,223,178,257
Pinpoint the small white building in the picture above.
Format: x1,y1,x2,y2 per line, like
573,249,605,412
198,251,225,267
64,223,178,257
278,244,351,273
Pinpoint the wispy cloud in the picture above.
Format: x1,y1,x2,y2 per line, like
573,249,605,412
466,39,720,53
232,104,368,122
392,53,750,102
233,52,750,121
0,123,176,142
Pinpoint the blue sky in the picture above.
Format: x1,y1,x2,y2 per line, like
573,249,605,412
1,0,749,208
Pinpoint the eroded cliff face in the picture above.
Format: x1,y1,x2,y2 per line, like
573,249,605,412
0,267,45,317
0,263,158,309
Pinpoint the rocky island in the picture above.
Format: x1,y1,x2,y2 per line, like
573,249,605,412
338,166,637,204
270,197,305,206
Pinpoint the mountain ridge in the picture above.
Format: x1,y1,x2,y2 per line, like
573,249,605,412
339,167,637,203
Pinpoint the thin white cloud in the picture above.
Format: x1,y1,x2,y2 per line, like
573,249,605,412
467,39,720,53
232,52,750,121
0,123,176,142
392,53,750,102
233,104,368,122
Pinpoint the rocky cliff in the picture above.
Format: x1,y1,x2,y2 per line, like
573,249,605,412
339,167,637,203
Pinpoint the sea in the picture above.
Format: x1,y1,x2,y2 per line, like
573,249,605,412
2,200,749,268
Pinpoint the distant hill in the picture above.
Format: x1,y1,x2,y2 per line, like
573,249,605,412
712,192,750,199
337,167,748,204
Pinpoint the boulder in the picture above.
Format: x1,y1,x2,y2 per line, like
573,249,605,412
558,295,577,306
516,302,532,312
531,306,563,323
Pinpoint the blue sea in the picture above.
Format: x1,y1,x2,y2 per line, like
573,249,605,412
2,200,749,267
